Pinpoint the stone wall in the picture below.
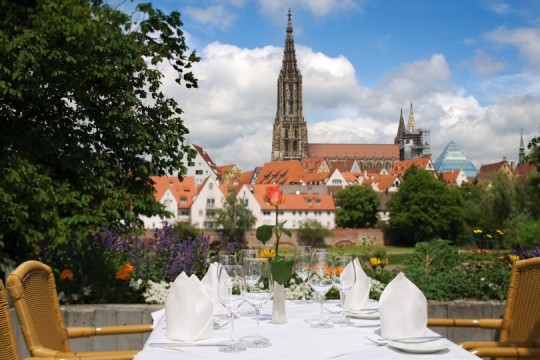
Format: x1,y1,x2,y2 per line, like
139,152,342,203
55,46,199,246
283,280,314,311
10,301,504,357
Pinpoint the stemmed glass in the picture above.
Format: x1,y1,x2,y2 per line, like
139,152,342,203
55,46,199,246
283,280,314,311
307,251,334,328
217,265,246,353
238,249,259,316
240,258,273,348
293,246,311,302
331,255,356,326
219,254,237,266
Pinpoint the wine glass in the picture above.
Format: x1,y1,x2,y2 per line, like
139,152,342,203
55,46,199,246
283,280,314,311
240,258,273,348
293,246,311,302
331,255,356,326
238,249,259,316
219,254,237,265
217,265,246,353
307,251,334,328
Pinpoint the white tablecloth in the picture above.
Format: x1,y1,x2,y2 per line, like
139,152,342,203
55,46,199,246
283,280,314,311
135,300,479,360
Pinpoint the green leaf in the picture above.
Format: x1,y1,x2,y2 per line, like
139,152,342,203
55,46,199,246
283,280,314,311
271,255,294,285
256,225,273,244
282,227,292,238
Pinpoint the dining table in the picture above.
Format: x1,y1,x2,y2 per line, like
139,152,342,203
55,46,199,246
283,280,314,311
135,300,480,360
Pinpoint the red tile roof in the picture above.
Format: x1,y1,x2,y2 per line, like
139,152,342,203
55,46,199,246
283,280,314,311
255,161,306,185
251,184,335,211
391,156,434,177
150,176,196,208
308,143,399,159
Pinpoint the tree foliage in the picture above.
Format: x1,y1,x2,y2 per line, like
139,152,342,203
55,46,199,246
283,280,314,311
297,219,331,247
387,166,464,244
215,189,256,249
0,0,199,267
335,185,380,228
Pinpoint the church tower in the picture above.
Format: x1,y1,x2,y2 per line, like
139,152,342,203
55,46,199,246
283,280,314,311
271,9,308,162
519,130,525,164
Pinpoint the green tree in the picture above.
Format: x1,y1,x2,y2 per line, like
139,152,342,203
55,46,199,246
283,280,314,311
297,219,331,247
388,166,464,245
215,190,256,248
0,1,199,268
526,133,540,169
335,185,380,228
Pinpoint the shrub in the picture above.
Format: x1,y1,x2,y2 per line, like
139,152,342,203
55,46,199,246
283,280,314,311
297,219,331,248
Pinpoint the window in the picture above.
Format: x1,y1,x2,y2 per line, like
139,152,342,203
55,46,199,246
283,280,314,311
188,162,195,167
195,170,203,175
315,199,321,205
306,199,312,206
206,198,215,208
263,211,271,216
332,179,342,184
209,182,213,190
180,197,187,204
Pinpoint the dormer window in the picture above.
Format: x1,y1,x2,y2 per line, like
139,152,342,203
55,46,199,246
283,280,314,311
306,199,312,206
315,199,321,205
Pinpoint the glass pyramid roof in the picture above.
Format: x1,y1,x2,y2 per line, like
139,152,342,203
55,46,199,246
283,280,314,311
434,140,478,178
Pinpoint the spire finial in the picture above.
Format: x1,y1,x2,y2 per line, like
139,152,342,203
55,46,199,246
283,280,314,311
407,102,416,131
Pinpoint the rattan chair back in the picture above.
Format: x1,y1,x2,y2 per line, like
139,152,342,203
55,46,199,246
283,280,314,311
7,260,70,355
499,256,540,343
1,279,20,360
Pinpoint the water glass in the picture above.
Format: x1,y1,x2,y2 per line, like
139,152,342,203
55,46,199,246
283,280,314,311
293,246,311,302
240,258,273,348
307,251,334,328
331,255,356,325
217,265,246,352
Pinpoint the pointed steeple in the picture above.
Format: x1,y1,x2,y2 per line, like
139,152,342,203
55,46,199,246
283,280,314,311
271,9,308,162
394,107,405,145
519,129,525,164
407,102,416,131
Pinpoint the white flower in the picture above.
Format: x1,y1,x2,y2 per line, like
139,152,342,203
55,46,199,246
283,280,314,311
142,280,172,304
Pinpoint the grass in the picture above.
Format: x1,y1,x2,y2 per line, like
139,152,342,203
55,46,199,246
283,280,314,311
328,245,414,268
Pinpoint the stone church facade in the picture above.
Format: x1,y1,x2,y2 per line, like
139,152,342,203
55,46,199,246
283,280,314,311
271,10,429,171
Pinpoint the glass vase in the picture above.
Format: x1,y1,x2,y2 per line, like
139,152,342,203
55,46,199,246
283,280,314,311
271,281,287,324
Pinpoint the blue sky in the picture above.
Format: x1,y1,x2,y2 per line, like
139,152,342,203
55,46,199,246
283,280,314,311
119,0,540,172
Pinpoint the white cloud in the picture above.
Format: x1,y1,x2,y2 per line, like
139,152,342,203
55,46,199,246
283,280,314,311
259,0,360,17
462,50,505,77
160,39,539,172
184,5,236,31
485,27,540,69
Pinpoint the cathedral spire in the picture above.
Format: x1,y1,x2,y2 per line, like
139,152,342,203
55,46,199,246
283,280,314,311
271,10,308,162
519,129,525,164
395,107,405,145
407,102,416,132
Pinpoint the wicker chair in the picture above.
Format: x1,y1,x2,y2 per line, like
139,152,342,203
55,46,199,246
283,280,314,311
428,257,540,359
6,260,153,360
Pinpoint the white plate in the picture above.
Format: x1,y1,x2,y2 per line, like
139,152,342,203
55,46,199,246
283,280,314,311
387,339,448,353
344,309,379,320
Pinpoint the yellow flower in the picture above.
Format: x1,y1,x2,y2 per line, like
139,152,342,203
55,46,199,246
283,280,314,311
473,229,483,234
496,229,504,235
508,254,519,263
259,248,276,259
486,234,492,239
60,269,74,282
379,258,390,268
116,263,134,280
370,257,382,269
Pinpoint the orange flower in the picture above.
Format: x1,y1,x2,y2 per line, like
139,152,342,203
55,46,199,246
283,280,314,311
60,269,74,282
264,185,283,207
116,263,134,280
334,266,344,276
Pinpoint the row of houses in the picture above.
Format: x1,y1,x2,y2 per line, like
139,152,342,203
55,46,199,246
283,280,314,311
142,144,534,230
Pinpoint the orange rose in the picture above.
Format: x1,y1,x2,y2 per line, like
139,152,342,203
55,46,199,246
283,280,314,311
60,269,74,282
116,263,134,280
264,185,283,207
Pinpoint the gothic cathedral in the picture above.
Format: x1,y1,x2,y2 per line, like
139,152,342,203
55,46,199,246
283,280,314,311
271,10,309,162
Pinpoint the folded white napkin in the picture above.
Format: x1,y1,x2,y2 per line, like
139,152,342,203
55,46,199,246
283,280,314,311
378,272,427,339
342,258,371,311
165,272,213,341
201,262,227,315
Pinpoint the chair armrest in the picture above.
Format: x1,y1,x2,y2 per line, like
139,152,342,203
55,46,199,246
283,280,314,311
472,346,540,358
461,341,540,351
428,318,502,329
67,324,153,338
31,346,139,359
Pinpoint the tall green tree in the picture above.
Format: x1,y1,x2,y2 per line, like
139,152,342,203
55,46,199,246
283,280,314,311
215,189,257,249
387,166,464,245
0,0,199,268
335,185,380,228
